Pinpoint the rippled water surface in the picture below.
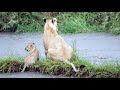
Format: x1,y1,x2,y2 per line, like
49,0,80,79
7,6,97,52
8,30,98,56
0,32,120,66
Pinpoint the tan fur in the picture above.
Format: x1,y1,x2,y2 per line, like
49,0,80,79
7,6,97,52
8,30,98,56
43,18,80,72
21,42,39,72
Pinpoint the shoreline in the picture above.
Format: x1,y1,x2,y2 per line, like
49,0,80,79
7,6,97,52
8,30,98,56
0,58,119,78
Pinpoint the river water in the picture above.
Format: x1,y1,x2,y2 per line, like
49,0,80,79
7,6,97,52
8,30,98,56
0,72,73,78
0,32,120,66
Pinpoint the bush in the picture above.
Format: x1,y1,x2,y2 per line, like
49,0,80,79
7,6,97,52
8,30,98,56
1,12,120,35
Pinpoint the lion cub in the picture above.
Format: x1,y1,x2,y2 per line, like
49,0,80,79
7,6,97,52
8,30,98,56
21,42,39,72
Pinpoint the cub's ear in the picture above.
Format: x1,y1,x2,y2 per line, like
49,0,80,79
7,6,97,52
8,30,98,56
43,18,46,23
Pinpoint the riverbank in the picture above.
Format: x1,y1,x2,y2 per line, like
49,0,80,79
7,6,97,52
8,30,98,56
0,58,120,78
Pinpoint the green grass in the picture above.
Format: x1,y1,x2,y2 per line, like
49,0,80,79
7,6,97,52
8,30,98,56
57,12,97,33
17,18,43,33
15,12,120,35
0,57,119,78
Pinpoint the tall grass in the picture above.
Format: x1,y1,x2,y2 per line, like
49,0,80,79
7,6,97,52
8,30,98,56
57,12,120,34
1,12,120,34
17,19,43,33
16,12,43,33
0,12,119,34
58,12,97,33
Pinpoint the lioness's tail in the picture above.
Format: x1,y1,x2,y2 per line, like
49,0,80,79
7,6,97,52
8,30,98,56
64,60,80,72
21,65,27,72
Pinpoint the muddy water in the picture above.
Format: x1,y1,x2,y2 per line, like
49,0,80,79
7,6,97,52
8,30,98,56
0,32,120,66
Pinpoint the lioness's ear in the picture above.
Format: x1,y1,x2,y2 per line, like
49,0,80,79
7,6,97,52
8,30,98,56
52,18,57,24
43,18,46,23
53,18,57,22
33,43,35,44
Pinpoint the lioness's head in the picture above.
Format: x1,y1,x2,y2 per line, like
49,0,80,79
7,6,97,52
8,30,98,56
25,43,36,52
43,18,58,32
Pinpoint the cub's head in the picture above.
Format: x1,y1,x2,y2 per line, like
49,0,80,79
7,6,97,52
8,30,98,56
43,18,58,32
25,43,36,52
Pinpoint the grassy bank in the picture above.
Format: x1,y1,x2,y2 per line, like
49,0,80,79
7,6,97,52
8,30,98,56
0,57,119,78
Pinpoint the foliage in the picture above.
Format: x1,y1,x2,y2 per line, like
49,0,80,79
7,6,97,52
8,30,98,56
0,12,120,35
0,58,119,78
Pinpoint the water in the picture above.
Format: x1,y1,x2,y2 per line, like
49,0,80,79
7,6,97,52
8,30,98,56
0,32,120,66
0,72,73,78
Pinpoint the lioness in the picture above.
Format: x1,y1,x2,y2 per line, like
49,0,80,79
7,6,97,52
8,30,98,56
21,42,39,72
43,18,80,72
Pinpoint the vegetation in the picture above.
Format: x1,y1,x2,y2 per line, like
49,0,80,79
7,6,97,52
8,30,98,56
0,12,120,34
0,12,120,78
0,57,119,78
